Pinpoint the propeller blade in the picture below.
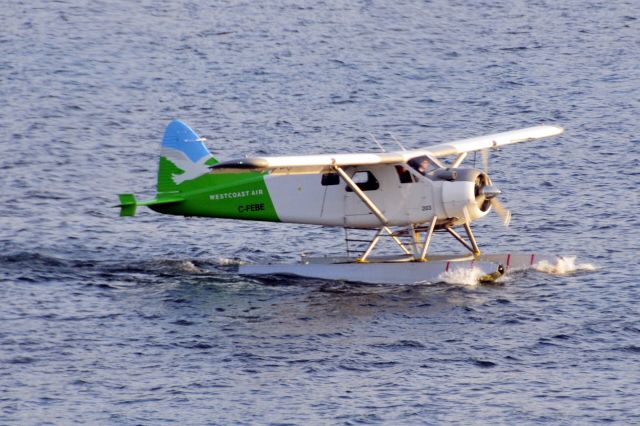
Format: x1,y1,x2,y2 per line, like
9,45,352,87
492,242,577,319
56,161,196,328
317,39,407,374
482,185,501,200
491,198,511,227
478,148,509,226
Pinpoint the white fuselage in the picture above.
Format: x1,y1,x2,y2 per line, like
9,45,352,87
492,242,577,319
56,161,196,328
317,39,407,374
264,165,488,228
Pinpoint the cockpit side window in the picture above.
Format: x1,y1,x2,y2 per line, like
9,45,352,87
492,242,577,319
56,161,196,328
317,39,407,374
408,155,434,176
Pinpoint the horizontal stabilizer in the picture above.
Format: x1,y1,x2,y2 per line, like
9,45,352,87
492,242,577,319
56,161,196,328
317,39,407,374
116,194,184,217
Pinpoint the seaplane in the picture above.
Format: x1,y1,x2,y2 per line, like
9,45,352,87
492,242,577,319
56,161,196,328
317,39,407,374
118,119,566,284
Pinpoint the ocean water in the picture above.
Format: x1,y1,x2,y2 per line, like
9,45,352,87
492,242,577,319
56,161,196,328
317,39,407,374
1,0,639,424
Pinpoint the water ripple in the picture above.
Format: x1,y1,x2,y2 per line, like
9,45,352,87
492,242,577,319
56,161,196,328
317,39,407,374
1,0,638,424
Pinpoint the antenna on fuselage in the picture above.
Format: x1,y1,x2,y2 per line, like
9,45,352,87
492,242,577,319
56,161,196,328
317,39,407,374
388,133,407,151
369,133,386,152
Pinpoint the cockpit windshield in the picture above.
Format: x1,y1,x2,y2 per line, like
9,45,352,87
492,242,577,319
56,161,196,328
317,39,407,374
407,155,436,176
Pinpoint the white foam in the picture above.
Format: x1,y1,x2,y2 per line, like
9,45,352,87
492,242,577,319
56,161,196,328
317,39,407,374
533,256,596,275
215,257,246,266
177,260,202,273
438,267,487,287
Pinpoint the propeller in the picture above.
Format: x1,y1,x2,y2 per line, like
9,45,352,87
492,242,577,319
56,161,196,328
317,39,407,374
492,198,512,227
478,147,512,227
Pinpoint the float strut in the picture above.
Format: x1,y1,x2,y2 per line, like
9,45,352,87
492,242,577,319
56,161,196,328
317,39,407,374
463,222,481,256
419,215,438,261
445,225,481,256
358,228,384,263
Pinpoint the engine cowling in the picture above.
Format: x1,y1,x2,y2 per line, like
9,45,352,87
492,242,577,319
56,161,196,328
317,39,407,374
434,168,495,225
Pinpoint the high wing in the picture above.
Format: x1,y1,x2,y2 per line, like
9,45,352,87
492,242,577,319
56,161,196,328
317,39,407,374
210,125,564,175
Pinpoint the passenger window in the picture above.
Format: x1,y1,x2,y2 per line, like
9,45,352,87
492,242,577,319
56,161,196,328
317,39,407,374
395,165,413,184
345,171,379,192
321,173,340,186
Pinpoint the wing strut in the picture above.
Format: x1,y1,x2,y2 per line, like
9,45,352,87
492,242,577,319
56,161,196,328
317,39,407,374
333,164,388,225
332,163,412,262
450,152,467,168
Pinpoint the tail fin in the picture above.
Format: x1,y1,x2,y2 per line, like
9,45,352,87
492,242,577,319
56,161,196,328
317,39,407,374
157,120,218,194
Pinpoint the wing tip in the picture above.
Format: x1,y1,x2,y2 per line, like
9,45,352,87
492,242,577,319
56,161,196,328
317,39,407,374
547,124,565,135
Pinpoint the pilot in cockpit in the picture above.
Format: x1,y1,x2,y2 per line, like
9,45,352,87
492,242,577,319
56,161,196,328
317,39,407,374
417,158,430,175
408,156,431,176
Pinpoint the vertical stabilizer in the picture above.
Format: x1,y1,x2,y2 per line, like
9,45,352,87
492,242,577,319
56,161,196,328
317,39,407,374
157,120,218,194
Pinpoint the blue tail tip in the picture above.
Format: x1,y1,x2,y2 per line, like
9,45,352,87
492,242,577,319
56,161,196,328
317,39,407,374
161,120,211,163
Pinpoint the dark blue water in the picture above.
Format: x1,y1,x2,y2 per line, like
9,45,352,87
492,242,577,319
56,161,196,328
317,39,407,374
2,1,639,423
